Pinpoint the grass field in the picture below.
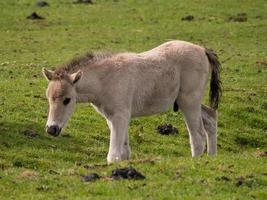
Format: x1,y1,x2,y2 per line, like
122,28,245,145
0,0,267,199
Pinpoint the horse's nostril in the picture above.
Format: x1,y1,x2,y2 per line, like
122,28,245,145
46,125,60,136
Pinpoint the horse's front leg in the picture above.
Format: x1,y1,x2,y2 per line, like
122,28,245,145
106,112,130,164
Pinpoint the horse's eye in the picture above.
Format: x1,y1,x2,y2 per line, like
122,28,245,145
63,98,71,105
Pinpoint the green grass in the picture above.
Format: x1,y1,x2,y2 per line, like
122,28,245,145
0,0,267,199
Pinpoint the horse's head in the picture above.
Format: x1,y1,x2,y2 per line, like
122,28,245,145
42,68,82,136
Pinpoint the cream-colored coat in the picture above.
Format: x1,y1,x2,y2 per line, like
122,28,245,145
43,40,221,163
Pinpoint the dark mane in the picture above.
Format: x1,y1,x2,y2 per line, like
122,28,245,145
55,51,116,75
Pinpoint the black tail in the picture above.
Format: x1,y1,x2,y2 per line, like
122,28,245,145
205,48,222,110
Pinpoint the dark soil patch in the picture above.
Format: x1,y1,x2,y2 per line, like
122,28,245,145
73,0,94,4
215,176,231,181
81,168,145,182
157,124,178,135
181,15,194,21
111,168,145,180
81,173,100,182
23,129,39,138
36,0,49,7
228,13,247,22
235,176,256,188
235,176,245,186
26,12,44,20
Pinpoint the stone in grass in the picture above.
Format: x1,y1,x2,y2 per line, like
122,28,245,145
157,124,178,135
81,173,100,182
36,0,49,7
26,12,44,20
111,167,145,180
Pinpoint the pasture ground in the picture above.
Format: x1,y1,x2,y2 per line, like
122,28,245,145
0,0,266,199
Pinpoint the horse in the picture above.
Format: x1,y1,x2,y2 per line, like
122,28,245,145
42,40,222,163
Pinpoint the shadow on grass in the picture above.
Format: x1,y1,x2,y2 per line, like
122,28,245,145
0,120,103,169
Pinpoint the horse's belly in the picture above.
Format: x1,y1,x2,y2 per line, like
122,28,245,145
131,97,175,117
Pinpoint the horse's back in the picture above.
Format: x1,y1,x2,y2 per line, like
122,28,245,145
140,40,205,57
129,41,209,117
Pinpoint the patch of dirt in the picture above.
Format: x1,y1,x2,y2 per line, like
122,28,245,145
82,167,145,181
23,129,39,138
255,150,267,157
215,176,231,181
157,124,178,135
256,60,267,66
235,176,245,186
26,12,44,20
73,0,94,4
181,15,194,21
111,167,145,180
17,170,38,179
36,0,49,7
228,13,247,22
81,173,100,182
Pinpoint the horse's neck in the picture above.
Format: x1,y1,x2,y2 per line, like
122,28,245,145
75,69,102,104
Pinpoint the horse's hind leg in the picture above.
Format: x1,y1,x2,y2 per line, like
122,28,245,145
122,130,131,159
201,104,217,155
178,94,206,157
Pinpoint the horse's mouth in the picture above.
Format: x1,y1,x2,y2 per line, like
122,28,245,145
46,125,62,137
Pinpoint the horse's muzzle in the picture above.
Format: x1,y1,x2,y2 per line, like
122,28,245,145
46,125,61,137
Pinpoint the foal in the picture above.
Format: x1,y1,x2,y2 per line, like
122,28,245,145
42,40,222,163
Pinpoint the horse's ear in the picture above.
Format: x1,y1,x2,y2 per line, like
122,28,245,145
42,68,54,81
70,70,83,84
